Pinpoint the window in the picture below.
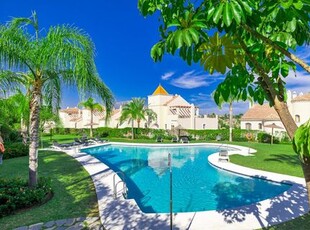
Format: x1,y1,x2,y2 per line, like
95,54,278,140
165,124,167,129
258,123,262,129
245,123,252,130
203,124,206,129
295,115,300,123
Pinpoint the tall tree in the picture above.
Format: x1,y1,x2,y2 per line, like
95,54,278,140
0,12,114,187
145,108,157,128
79,97,103,138
120,98,146,139
138,0,310,203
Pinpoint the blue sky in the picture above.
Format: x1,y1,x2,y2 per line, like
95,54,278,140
1,1,309,115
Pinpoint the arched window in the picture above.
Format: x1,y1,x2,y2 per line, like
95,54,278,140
258,123,262,129
295,115,300,123
203,124,206,129
245,123,252,130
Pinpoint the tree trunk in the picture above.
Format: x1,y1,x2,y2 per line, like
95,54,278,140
131,120,134,139
242,24,310,74
90,109,93,138
21,117,28,145
301,163,310,205
29,81,42,188
229,101,233,142
273,98,297,139
238,37,310,208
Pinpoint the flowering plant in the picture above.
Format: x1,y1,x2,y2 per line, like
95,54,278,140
0,143,5,154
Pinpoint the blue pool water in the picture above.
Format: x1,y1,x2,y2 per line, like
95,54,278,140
82,144,291,213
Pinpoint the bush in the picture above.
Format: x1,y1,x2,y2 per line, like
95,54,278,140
0,177,52,218
257,132,280,144
2,142,29,159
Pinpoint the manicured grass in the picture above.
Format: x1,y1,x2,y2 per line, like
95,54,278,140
228,141,303,178
0,150,98,229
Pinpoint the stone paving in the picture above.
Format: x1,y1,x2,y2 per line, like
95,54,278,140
13,217,104,230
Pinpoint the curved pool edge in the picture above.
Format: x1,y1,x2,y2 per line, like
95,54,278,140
64,143,309,230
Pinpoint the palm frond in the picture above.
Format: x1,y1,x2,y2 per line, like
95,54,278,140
0,70,24,95
42,71,61,113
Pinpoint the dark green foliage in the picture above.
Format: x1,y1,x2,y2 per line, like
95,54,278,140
257,132,279,144
187,129,259,142
2,142,29,159
0,177,52,218
0,124,21,142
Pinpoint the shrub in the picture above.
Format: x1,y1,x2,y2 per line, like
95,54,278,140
0,177,52,218
3,142,29,159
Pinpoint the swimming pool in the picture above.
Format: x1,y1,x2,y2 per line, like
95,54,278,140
82,144,291,213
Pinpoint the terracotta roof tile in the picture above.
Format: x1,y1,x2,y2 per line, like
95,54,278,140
60,108,79,114
241,104,280,121
291,93,310,102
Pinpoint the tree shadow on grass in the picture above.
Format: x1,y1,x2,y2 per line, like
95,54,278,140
264,154,301,167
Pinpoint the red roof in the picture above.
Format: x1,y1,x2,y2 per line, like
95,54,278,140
241,104,280,121
291,94,310,102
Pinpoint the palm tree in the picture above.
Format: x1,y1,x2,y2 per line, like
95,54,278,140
145,108,157,128
0,12,114,187
120,98,146,139
79,97,103,137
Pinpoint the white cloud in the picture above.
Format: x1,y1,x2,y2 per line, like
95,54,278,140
295,46,310,63
189,92,250,115
170,71,224,89
161,71,175,80
284,69,310,93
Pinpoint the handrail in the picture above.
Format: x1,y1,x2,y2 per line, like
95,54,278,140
113,171,127,199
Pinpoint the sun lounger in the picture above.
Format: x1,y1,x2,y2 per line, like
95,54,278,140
51,141,72,150
180,136,189,143
171,137,178,143
218,150,230,162
90,136,108,144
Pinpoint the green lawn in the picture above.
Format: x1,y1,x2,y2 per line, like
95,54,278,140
1,136,309,229
228,141,303,177
0,150,98,229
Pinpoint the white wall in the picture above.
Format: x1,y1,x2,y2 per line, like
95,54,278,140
292,101,310,126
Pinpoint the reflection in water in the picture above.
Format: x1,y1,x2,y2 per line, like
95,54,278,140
84,145,291,213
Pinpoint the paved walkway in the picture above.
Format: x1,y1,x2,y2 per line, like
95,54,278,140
14,217,103,230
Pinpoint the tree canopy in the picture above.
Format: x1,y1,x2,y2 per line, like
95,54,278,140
0,12,114,187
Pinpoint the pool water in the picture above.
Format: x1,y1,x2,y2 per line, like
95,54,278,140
83,144,291,213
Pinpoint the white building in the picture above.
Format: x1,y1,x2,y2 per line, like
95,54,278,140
59,84,218,130
147,84,218,130
240,90,310,134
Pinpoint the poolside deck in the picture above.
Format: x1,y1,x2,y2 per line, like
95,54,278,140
65,143,308,230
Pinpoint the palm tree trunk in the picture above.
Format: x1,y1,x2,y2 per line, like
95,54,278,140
229,101,233,142
131,120,134,139
29,82,42,188
90,109,93,138
21,117,28,145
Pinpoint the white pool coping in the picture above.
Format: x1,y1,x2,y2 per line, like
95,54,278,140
60,142,309,230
